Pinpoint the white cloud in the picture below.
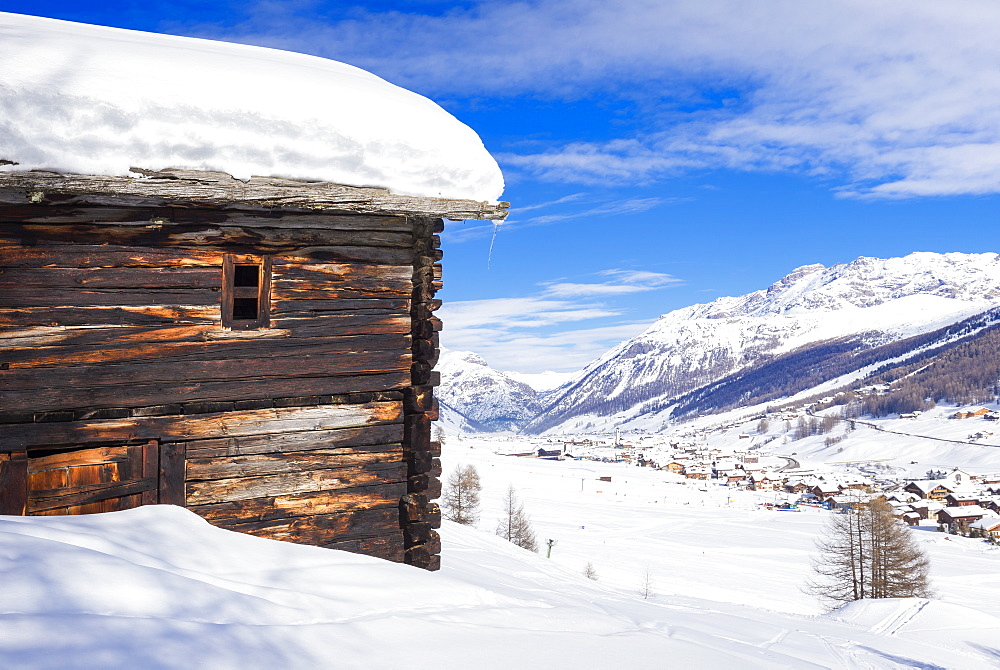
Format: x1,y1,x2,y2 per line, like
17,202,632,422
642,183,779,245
441,196,677,244
436,268,679,371
541,269,680,297
200,0,1000,197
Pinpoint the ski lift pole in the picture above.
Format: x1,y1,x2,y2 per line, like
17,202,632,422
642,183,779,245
546,538,557,558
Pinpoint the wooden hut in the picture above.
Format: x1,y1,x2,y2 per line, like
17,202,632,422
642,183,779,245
0,167,508,570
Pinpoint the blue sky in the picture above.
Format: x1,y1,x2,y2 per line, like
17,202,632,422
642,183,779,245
4,1,1000,373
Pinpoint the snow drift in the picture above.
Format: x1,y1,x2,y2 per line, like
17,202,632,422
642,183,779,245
0,12,504,202
1,505,999,668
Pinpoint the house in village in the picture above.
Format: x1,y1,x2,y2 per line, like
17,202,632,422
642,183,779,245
904,479,954,500
937,505,990,532
0,15,508,571
970,516,1000,539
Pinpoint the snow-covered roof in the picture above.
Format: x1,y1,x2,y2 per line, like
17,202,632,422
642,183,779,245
906,480,953,494
939,505,989,518
0,13,504,202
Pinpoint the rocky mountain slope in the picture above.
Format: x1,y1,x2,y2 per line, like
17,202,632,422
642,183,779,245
522,252,1000,433
435,350,543,432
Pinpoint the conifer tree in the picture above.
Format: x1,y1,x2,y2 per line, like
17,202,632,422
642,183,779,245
583,562,598,581
496,484,538,552
442,464,481,525
808,497,932,609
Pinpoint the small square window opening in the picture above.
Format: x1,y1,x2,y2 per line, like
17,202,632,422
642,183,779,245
222,255,271,329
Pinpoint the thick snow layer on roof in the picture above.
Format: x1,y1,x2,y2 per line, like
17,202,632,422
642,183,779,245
0,13,504,202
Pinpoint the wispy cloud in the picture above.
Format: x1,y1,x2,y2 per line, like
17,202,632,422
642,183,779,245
541,269,680,298
190,0,1000,198
436,267,680,371
441,195,678,243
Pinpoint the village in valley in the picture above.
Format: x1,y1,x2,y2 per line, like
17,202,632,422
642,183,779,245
454,398,1000,547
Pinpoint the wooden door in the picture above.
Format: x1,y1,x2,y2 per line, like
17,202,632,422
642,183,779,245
0,441,185,515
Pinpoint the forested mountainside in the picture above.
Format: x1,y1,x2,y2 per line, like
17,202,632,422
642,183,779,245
813,312,1000,417
439,253,1000,433
668,306,1000,419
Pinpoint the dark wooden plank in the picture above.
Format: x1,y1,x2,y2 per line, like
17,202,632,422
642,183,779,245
0,314,411,353
0,287,220,308
27,445,128,472
1,347,410,391
323,532,405,562
141,441,160,506
190,482,406,523
0,242,413,267
0,450,28,515
0,207,415,232
159,442,186,505
4,329,408,370
27,477,157,513
213,507,401,546
184,425,405,458
0,402,404,451
0,267,221,289
185,461,407,505
186,444,402,481
0,370,411,415
0,305,219,327
0,222,414,249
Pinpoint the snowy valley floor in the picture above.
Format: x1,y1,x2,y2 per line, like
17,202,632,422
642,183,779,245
1,439,999,669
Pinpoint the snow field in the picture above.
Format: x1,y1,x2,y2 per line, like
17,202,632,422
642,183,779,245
443,435,1000,621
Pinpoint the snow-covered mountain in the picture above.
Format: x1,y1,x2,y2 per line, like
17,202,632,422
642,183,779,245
523,252,1000,434
435,350,543,432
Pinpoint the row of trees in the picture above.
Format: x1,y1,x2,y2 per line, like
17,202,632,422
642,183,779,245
442,464,538,552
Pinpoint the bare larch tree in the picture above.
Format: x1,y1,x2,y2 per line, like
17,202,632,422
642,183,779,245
808,496,932,609
496,484,538,552
442,464,481,525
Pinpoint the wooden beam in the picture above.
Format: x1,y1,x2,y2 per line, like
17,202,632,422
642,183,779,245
0,168,510,221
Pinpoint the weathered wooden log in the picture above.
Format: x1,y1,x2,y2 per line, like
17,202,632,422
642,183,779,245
27,477,157,513
0,305,220,328
404,521,435,546
405,531,442,570
186,461,407,505
0,222,415,250
184,424,404,458
3,333,408,369
0,450,28,515
186,444,402,480
2,346,410,391
429,441,442,458
408,451,434,476
0,206,417,232
425,502,441,529
0,241,414,267
408,474,442,500
0,371,411,416
403,386,436,413
0,402,403,451
0,169,509,220
214,507,400,546
399,493,429,522
191,482,406,523
324,533,405,562
404,413,432,452
158,442,186,505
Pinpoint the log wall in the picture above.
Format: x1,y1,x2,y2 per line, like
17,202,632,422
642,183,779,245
0,202,443,568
